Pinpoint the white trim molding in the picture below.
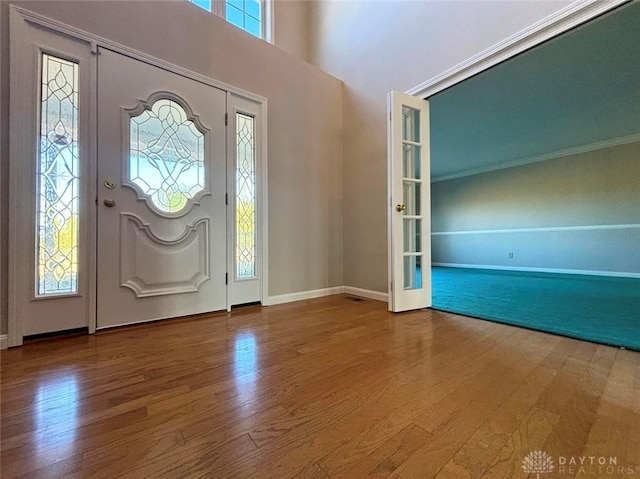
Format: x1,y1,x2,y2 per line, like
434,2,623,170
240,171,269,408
407,0,631,99
266,287,345,306
433,263,640,280
432,223,640,237
266,286,390,306
432,132,640,183
344,286,388,303
0,335,8,350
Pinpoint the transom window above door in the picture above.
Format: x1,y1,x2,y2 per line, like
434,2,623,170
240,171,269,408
189,0,268,40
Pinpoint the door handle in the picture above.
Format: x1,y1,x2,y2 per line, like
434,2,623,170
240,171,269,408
103,199,116,208
395,204,406,212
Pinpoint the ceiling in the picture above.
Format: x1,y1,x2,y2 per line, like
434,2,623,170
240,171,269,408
429,1,640,181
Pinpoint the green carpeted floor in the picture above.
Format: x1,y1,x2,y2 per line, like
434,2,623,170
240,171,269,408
431,266,640,351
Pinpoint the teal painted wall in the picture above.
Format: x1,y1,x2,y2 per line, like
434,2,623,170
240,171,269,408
431,141,640,275
429,2,640,180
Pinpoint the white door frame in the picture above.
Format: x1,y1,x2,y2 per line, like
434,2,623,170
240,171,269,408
7,5,269,346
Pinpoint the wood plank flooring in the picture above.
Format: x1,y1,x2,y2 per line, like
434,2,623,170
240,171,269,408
1,295,639,478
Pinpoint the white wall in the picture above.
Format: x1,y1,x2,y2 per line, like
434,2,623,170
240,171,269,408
309,0,573,293
0,0,343,334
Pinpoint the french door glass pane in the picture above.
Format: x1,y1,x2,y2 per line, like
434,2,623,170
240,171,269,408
236,113,256,279
403,181,421,216
402,106,420,142
402,144,421,179
403,255,422,290
37,53,80,295
403,219,422,253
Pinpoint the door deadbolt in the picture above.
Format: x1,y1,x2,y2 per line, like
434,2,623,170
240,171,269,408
104,180,115,189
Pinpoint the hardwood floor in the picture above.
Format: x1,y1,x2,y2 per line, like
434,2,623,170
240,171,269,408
1,295,639,478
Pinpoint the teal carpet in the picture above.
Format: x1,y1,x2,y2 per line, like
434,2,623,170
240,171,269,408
431,267,640,351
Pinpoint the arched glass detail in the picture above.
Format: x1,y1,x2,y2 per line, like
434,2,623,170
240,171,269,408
129,98,206,214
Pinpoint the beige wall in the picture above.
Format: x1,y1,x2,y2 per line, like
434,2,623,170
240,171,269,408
0,0,342,334
309,0,573,292
431,142,640,274
273,0,312,63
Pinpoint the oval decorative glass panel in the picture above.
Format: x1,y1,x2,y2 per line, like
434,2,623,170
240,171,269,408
129,98,207,214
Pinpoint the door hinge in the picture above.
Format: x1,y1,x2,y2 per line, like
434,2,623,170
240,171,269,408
225,193,228,205
225,112,228,126
225,273,228,285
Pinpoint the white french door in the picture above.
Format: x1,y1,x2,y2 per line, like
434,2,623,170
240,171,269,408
387,91,431,312
96,49,227,328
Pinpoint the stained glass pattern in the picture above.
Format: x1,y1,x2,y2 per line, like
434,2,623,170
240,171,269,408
236,114,256,279
37,54,80,295
129,99,205,214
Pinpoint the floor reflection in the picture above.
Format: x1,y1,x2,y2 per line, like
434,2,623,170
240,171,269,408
234,332,258,406
35,372,79,458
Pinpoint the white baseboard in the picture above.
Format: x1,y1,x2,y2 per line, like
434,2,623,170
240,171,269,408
266,285,390,306
0,334,8,350
343,286,388,302
266,286,345,306
433,263,640,279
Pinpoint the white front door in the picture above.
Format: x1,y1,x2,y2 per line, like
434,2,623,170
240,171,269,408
96,49,227,328
9,13,265,345
387,91,431,312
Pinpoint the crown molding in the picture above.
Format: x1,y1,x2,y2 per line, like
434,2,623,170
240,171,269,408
406,0,631,99
431,131,640,183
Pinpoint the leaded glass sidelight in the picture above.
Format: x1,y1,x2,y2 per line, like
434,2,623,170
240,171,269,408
129,99,205,214
37,54,80,295
236,113,256,279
